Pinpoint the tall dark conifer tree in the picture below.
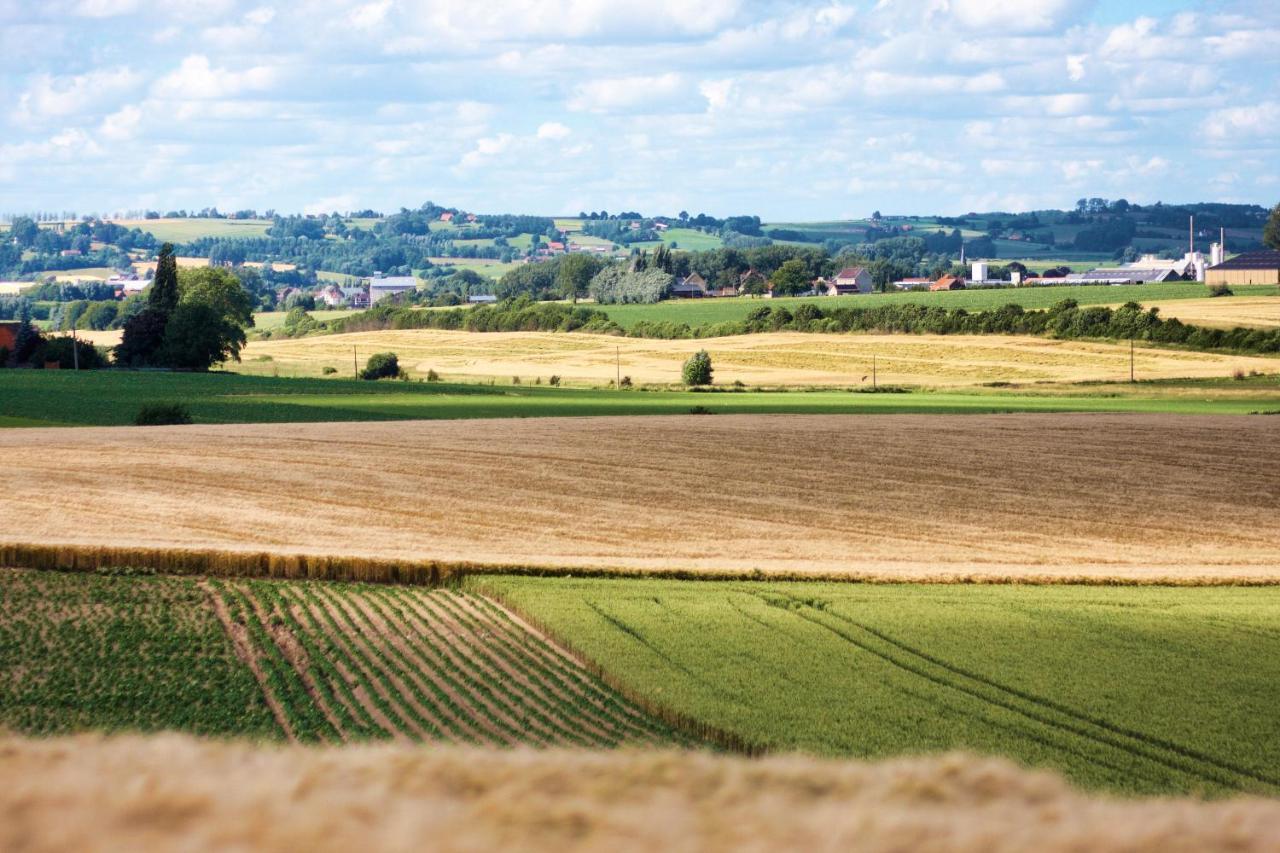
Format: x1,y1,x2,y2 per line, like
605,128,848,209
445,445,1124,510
149,243,179,314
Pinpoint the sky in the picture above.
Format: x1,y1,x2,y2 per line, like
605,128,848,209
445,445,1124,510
1,0,1277,220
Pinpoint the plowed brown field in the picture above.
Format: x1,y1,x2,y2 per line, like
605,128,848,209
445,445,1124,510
3,414,1277,581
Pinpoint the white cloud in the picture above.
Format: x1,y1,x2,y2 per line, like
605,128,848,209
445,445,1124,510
73,0,139,17
947,0,1092,34
1066,54,1086,81
14,67,142,121
568,73,687,113
152,55,277,100
99,104,143,141
536,121,571,140
1203,101,1280,141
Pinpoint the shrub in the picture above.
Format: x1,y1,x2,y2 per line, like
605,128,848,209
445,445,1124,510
688,405,713,415
38,336,106,370
135,403,193,426
321,366,337,375
548,374,561,386
359,352,402,380
426,369,441,382
620,375,633,388
682,350,713,386
1208,283,1234,297
512,375,521,385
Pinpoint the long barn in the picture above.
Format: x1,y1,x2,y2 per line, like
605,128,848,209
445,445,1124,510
1206,250,1280,286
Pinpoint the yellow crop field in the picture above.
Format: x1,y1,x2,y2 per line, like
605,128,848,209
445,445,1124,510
3,414,1278,582
235,329,1278,386
1146,296,1280,329
6,735,1280,852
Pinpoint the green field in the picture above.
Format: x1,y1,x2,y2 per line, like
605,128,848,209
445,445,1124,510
0,568,686,747
2,371,1279,428
478,576,1280,795
254,309,359,330
0,569,276,737
424,258,522,280
118,218,273,243
598,284,1280,330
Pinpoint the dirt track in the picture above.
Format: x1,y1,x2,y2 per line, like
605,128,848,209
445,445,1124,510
2,414,1277,581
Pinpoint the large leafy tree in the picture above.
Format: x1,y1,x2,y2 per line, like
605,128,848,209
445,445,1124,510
159,302,243,370
769,259,811,296
556,253,602,303
1264,202,1280,250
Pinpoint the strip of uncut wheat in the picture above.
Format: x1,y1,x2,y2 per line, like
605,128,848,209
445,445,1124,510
415,590,624,748
307,584,499,745
430,591,666,747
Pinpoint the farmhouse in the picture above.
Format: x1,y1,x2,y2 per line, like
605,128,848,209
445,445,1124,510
930,276,966,291
671,273,709,298
827,267,872,295
439,212,454,222
0,321,18,352
1206,250,1280,286
739,268,768,295
319,285,370,309
368,275,418,304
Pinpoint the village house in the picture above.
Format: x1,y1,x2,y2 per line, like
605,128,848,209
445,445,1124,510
439,212,454,222
930,275,966,291
827,266,873,295
670,272,709,298
739,268,768,295
368,275,418,304
0,321,18,353
319,284,370,309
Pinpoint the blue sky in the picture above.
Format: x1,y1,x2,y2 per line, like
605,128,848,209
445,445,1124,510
1,0,1277,219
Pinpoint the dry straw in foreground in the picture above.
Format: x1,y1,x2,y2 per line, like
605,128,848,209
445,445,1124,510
3,734,1280,853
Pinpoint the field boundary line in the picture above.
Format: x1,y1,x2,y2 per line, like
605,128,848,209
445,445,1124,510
5,542,1280,588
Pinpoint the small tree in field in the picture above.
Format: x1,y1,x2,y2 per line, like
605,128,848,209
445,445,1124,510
682,350,713,386
360,352,402,380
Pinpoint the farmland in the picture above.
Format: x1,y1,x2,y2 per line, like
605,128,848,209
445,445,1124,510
595,283,1280,331
111,217,273,243
234,328,1280,386
3,370,1280,429
3,414,1279,582
479,576,1280,794
0,568,683,747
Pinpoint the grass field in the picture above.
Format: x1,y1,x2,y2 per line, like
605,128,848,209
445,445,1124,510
112,218,273,243
47,267,116,282
0,568,682,747
425,257,522,279
11,738,1280,852
235,328,1280,386
253,309,359,331
480,576,1280,795
598,284,1280,330
4,414,1278,582
3,371,1280,431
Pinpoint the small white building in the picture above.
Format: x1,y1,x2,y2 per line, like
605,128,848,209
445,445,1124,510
368,275,418,304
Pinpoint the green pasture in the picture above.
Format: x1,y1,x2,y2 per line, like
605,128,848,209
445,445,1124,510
1,371,1277,428
425,258,522,280
598,284,1280,330
479,576,1280,796
253,309,359,330
123,218,273,243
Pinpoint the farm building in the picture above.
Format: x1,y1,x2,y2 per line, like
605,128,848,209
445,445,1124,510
439,212,454,222
739,269,768,294
468,294,498,304
1065,268,1180,285
893,277,933,290
319,285,369,309
368,275,418,304
930,276,966,291
1206,251,1280,286
0,321,18,352
671,273,709,298
826,267,873,295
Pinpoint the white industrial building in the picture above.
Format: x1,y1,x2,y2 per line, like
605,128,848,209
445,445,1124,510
368,275,418,304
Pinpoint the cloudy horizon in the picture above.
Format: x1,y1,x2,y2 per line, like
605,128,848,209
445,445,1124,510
1,0,1277,219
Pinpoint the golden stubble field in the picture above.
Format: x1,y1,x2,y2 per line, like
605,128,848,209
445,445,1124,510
235,329,1278,386
3,414,1278,582
5,735,1280,853
1147,297,1280,330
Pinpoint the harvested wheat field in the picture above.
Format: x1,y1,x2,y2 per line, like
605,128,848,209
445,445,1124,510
237,329,1278,386
1145,296,1280,330
3,414,1279,581
4,735,1280,853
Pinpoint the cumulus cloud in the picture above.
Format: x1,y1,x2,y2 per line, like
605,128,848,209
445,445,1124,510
1203,101,1280,141
536,121,571,140
14,67,142,121
152,54,277,100
568,73,688,113
947,0,1092,34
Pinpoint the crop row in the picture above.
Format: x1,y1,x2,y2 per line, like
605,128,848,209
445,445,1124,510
212,578,688,747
